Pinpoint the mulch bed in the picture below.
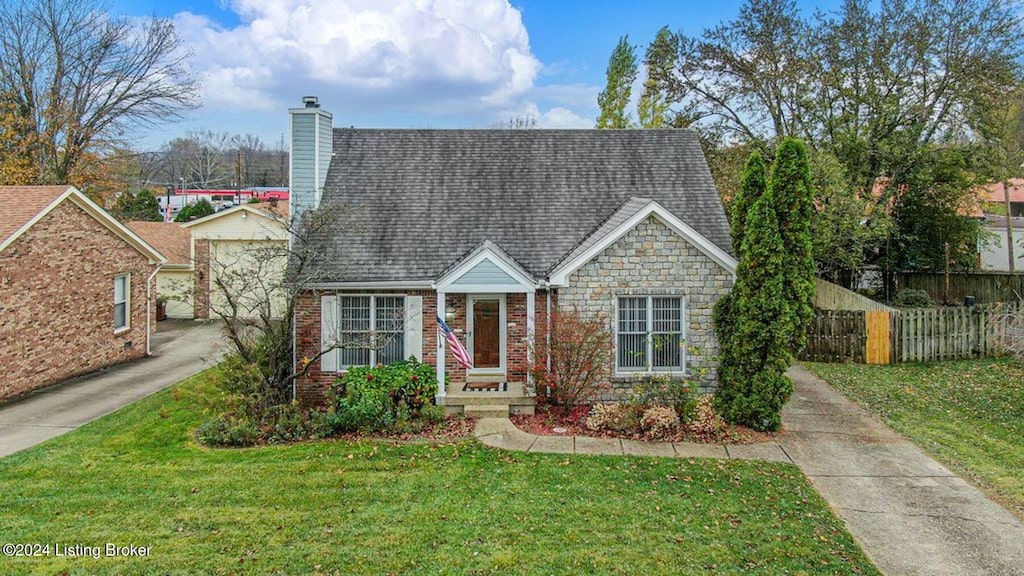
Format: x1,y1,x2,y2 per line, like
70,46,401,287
510,404,777,445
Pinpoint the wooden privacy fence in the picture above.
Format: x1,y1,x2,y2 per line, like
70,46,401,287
898,272,1024,304
799,301,1023,364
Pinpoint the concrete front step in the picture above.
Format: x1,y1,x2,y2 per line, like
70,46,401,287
464,404,511,418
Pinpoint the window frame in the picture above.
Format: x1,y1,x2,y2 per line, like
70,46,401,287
113,274,130,333
614,295,686,374
337,294,407,370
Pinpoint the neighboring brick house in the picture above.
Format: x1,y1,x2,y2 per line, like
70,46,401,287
0,186,166,400
286,98,736,415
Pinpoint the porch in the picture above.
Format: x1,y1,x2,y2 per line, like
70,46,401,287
436,380,535,417
433,241,543,417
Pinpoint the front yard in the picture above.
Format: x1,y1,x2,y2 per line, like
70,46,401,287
807,358,1024,518
0,368,877,575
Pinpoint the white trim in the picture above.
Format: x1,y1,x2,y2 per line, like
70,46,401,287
442,283,531,294
307,280,434,290
548,200,737,286
467,294,507,376
612,294,687,376
436,242,537,293
114,273,131,333
436,291,446,398
335,294,408,370
526,290,535,388
0,186,166,264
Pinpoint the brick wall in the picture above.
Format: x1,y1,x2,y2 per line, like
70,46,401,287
193,239,210,319
560,215,733,399
0,200,155,400
294,288,552,405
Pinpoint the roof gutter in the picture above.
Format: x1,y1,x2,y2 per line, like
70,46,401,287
306,280,435,289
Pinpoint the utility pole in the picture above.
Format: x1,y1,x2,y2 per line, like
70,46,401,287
1006,179,1017,274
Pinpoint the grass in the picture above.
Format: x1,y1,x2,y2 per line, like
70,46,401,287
0,369,877,575
807,358,1024,518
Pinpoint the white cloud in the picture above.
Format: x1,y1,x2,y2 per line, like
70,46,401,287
174,0,541,113
537,106,593,129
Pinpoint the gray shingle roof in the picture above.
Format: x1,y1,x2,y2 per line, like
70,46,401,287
304,129,731,283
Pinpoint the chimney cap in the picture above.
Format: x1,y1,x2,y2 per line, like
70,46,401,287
301,96,320,108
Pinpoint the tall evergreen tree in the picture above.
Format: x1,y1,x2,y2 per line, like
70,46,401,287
715,185,794,431
714,150,768,375
596,36,638,129
729,151,768,254
770,138,815,352
638,27,678,129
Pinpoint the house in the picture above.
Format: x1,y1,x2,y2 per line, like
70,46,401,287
287,98,736,415
0,185,165,400
979,215,1024,272
124,221,193,319
182,202,289,320
129,203,289,320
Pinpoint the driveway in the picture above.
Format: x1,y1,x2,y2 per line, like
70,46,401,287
0,321,226,458
782,365,1024,576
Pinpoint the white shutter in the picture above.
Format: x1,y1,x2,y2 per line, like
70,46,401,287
404,295,423,361
320,294,338,372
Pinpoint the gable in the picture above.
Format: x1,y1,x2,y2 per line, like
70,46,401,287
451,259,518,286
0,186,164,262
187,208,287,241
548,200,737,286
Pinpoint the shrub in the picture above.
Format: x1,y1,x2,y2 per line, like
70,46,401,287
585,403,644,435
529,308,613,407
686,395,729,442
640,406,680,439
331,358,440,433
195,418,261,447
892,288,935,308
631,375,698,423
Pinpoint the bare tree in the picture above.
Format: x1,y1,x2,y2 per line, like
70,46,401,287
178,205,413,402
490,114,538,129
0,0,199,185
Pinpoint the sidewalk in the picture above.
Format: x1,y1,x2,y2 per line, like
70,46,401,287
0,321,227,458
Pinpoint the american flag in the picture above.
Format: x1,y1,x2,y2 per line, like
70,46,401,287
437,316,473,370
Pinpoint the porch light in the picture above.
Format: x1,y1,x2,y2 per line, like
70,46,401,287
445,310,456,323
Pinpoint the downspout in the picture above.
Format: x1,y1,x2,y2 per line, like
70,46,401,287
545,281,552,372
145,265,160,355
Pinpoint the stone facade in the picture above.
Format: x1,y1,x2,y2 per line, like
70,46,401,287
559,215,733,398
0,200,156,400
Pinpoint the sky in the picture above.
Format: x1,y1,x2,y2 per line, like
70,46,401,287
111,0,842,150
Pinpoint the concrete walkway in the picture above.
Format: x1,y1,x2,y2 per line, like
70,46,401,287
0,321,227,458
475,367,1024,575
781,365,1024,576
474,416,792,461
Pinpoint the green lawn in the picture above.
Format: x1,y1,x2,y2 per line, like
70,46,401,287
0,370,877,575
807,358,1024,518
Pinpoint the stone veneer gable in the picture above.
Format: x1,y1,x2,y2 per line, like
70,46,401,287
559,215,733,398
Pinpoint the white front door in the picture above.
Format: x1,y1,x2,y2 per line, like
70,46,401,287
467,294,506,375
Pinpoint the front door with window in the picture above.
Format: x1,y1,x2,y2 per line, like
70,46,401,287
468,295,505,373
